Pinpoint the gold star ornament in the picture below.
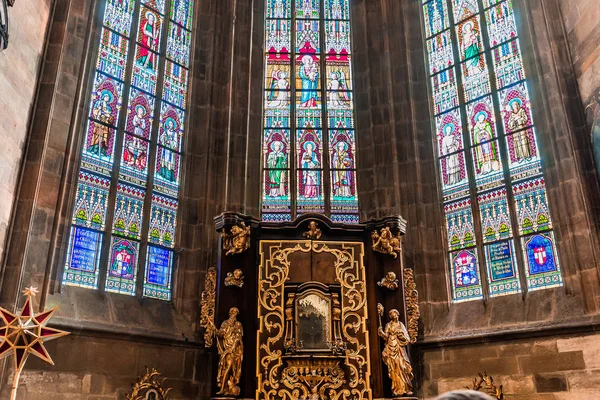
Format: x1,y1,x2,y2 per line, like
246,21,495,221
0,286,69,398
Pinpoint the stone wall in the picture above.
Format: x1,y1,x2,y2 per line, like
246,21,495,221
0,0,52,264
558,0,600,103
420,332,600,399
0,334,211,399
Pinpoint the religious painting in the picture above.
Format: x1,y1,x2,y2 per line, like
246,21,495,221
296,293,332,351
120,134,150,185
456,16,484,62
523,233,558,276
155,145,181,192
499,82,533,134
126,89,154,138
327,90,352,110
440,152,467,191
450,249,483,302
466,96,497,145
427,30,454,75
295,54,321,92
329,130,355,194
136,7,162,72
296,129,324,213
265,60,291,101
263,129,290,199
159,103,185,152
444,199,476,251
326,59,352,91
436,109,464,158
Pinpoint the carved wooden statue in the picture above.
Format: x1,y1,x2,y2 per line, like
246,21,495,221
377,305,414,396
210,307,244,396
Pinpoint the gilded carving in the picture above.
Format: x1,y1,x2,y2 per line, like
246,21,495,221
377,271,399,291
371,227,402,258
303,221,322,240
127,368,172,400
403,267,419,344
225,269,245,288
200,267,217,347
257,241,372,400
377,304,414,396
207,307,244,397
223,222,251,256
281,359,346,400
467,372,504,400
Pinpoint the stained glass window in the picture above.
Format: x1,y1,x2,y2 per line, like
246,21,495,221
262,0,359,223
63,0,194,301
422,0,562,301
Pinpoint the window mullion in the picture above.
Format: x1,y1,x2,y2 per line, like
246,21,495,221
97,0,144,295
445,0,491,301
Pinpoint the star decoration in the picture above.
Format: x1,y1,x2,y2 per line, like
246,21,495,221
0,285,70,374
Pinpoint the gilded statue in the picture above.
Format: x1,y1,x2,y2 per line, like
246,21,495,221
224,269,244,288
371,227,402,258
223,222,251,256
208,307,244,396
377,271,400,290
303,221,322,240
377,304,414,396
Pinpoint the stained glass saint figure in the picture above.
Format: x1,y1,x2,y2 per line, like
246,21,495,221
90,90,115,156
461,21,482,76
267,140,287,196
299,55,319,108
327,71,350,109
441,123,461,185
301,141,320,198
267,69,290,108
507,99,532,160
473,111,499,174
138,11,159,70
159,119,178,182
332,141,353,197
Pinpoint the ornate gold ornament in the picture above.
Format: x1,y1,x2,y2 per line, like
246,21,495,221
377,271,399,291
371,227,402,258
200,267,217,347
225,269,245,288
303,221,322,240
377,304,414,396
206,307,244,397
257,241,372,400
0,287,70,400
403,268,419,344
467,372,504,400
127,368,172,400
223,222,251,256
281,359,346,399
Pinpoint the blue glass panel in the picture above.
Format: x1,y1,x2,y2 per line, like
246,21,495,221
144,246,174,300
485,240,521,297
63,226,103,289
522,232,563,291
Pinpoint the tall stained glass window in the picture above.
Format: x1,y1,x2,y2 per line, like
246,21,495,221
63,0,194,301
262,0,359,223
422,0,562,302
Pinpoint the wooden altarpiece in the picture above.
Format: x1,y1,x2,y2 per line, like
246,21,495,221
208,212,418,400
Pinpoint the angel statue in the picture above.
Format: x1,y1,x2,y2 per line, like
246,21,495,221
327,71,351,109
377,304,414,396
207,307,244,397
371,227,402,258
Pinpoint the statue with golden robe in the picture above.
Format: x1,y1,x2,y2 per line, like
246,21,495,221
377,305,414,396
210,307,244,396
